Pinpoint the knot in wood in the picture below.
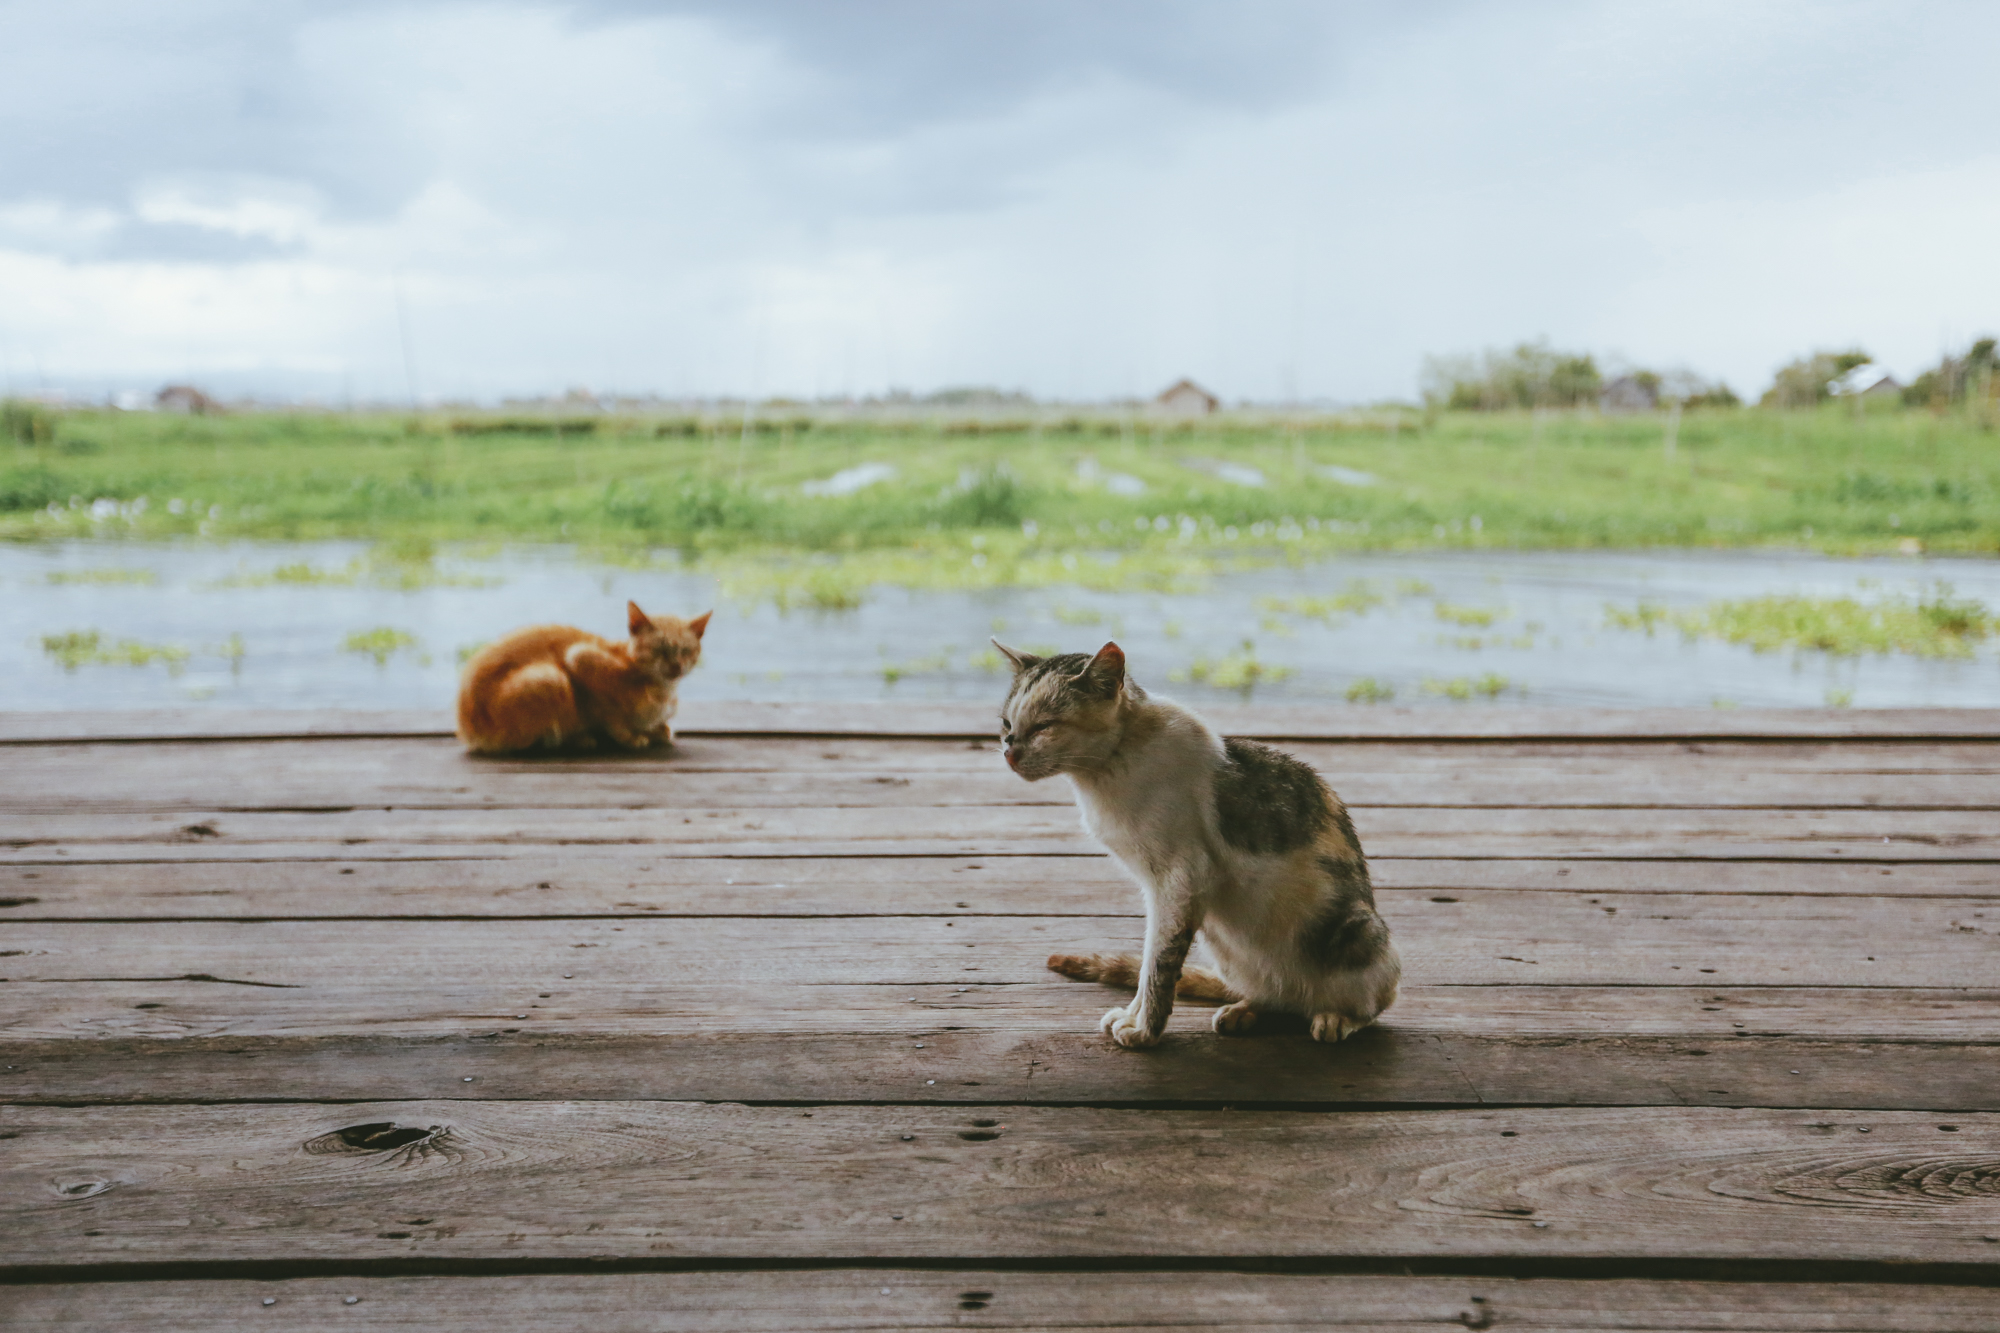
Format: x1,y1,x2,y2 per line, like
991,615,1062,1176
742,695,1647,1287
306,1122,450,1159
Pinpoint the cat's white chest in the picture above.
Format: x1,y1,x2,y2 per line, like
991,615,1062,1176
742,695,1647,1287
1073,779,1176,875
632,691,671,728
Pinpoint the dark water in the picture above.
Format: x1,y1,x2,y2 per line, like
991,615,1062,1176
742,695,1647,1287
4,541,1996,711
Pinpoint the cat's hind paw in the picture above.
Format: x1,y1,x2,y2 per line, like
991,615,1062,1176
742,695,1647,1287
1100,1005,1160,1049
1212,1001,1259,1035
1309,1011,1373,1043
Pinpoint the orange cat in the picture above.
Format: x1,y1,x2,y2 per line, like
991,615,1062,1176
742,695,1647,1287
456,601,710,754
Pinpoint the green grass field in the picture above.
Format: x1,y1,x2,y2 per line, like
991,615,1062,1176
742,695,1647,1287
4,402,1995,606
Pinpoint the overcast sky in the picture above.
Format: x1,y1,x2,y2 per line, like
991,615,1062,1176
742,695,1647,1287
2,0,1996,403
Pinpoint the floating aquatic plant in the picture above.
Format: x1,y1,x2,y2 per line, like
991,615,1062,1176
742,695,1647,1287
342,627,421,667
41,630,189,673
1345,677,1395,704
1606,584,1993,658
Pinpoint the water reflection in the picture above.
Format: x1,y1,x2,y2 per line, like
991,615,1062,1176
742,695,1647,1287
3,540,1996,710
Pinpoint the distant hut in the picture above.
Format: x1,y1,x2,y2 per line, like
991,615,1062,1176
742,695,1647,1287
155,384,222,415
1833,366,1902,398
1155,378,1219,416
1599,375,1658,414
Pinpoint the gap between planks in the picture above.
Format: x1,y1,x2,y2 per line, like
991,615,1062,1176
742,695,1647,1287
8,804,1997,861
7,899,1997,993
3,858,1993,921
6,1271,2000,1332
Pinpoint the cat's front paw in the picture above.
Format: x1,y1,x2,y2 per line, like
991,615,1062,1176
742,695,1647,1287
1212,1001,1259,1035
1310,1011,1372,1043
1100,1005,1159,1049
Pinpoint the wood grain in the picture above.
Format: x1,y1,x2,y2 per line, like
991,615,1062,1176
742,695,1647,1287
5,1103,1998,1266
7,1011,1997,1110
5,895,1995,1012
4,977,1996,1043
8,804,1997,859
7,736,1999,811
8,1272,2000,1332
7,857,1992,921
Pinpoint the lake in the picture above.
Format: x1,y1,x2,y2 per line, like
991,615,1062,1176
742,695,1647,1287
3,541,1996,711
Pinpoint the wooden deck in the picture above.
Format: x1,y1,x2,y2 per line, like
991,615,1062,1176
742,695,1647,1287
3,703,1998,1329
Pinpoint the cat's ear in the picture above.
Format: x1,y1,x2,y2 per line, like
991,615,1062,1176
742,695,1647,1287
1081,641,1126,695
991,639,1041,674
688,611,712,639
627,601,651,635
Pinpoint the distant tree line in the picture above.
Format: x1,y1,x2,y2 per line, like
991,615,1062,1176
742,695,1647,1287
1759,349,1873,408
1903,338,1996,409
1421,341,1737,411
1758,339,1996,410
1428,335,1996,413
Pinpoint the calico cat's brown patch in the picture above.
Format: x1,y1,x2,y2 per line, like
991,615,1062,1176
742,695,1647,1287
1213,738,1334,855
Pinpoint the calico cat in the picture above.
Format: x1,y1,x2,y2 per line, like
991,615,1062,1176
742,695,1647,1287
456,601,710,754
994,639,1399,1048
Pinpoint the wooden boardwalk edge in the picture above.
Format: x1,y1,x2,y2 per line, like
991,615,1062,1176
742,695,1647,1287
7,703,2000,744
5,1270,2000,1332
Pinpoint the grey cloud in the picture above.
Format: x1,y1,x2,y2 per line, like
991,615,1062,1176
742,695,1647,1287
0,0,434,219
572,0,1452,132
1,0,1395,236
4,0,1998,401
103,221,300,264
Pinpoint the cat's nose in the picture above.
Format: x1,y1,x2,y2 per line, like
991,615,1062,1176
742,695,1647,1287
1004,746,1020,770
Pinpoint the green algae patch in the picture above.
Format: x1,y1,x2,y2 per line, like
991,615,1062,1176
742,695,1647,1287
1171,639,1293,693
1421,672,1513,700
1433,602,1504,628
342,627,423,667
708,539,1230,612
1345,676,1396,703
46,567,158,586
205,546,502,592
1608,585,1995,658
41,630,191,672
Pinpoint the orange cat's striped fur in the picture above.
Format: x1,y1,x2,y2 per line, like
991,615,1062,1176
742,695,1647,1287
456,601,709,754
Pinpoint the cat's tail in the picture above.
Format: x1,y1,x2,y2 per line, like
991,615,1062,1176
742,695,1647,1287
1046,952,1238,1003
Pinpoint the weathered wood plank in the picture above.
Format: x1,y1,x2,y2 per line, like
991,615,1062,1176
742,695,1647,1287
8,737,2000,811
4,978,1995,1043
10,764,1995,814
8,1271,2000,1332
6,857,1991,921
7,805,1997,859
7,1011,1997,1109
5,1103,1998,1266
4,896,1994,1012
7,976,1992,1048
8,705,2000,744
